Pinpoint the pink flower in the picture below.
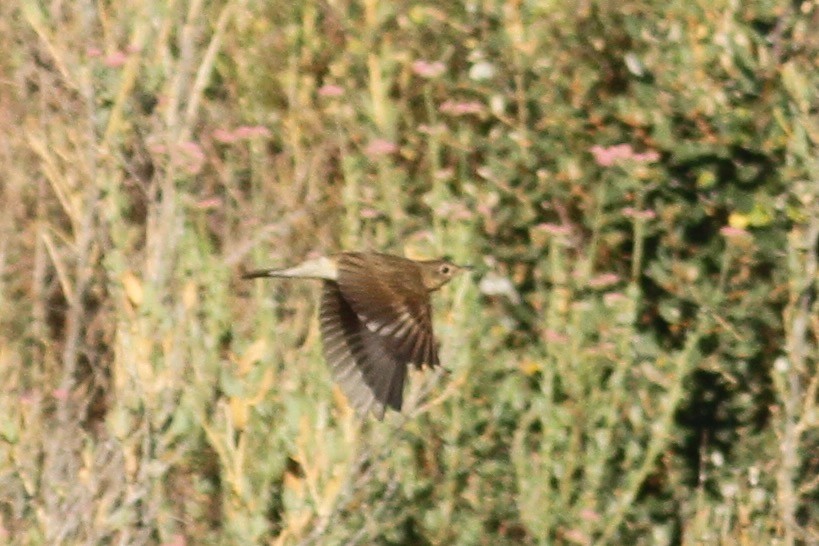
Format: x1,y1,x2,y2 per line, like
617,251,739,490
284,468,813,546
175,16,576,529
360,207,381,219
104,51,128,68
586,342,616,356
720,226,750,238
318,84,344,97
233,125,271,138
407,229,435,243
562,528,591,545
52,388,70,401
590,144,659,167
588,273,620,288
411,60,446,78
439,100,484,116
20,390,37,404
603,292,628,306
180,141,204,157
476,203,493,216
179,141,205,175
534,223,572,236
580,508,602,522
543,329,569,343
623,207,657,220
194,198,222,210
161,534,186,546
214,126,270,143
365,139,398,156
418,123,446,136
434,201,472,220
590,144,633,166
633,150,660,163
86,47,102,58
213,129,237,143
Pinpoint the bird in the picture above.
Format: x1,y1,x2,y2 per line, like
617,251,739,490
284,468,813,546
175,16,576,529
243,252,469,419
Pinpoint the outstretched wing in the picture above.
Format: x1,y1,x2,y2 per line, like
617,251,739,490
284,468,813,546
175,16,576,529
335,252,439,369
319,281,407,419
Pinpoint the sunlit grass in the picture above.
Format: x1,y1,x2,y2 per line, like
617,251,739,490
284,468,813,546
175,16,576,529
0,0,816,544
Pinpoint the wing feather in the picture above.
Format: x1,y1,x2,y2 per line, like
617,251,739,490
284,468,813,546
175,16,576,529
336,253,440,369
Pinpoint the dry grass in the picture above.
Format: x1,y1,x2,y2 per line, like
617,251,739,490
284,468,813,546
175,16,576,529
1,0,817,544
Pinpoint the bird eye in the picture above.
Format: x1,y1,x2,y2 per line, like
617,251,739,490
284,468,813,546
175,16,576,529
440,265,451,275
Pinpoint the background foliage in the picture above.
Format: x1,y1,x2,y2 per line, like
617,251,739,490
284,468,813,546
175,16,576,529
1,0,817,544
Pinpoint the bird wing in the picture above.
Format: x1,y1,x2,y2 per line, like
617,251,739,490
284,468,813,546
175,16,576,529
319,281,406,419
335,253,440,369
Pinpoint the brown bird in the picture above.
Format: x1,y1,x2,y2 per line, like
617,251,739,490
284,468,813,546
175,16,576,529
243,252,469,419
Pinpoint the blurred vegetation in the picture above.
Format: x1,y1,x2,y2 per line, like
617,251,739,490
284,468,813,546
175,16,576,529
1,0,817,544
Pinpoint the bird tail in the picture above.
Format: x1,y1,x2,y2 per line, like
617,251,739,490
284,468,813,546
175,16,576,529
242,256,339,281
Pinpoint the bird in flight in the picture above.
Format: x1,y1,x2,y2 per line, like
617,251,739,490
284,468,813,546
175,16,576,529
243,252,469,419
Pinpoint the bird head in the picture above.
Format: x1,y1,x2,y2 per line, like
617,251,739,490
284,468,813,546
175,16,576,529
419,259,471,291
